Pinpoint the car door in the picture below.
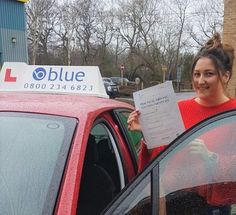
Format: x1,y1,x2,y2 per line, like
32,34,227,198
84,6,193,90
103,109,236,215
113,109,143,172
76,108,142,215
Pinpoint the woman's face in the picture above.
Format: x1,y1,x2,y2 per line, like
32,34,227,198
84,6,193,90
192,57,228,101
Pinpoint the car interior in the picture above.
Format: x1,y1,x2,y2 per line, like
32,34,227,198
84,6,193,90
97,138,121,195
77,134,120,215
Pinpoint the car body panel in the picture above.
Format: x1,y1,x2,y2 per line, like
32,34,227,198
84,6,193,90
0,92,139,215
0,92,128,116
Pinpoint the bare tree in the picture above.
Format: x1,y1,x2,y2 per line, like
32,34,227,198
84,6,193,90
115,0,141,71
25,0,224,88
115,0,162,82
187,0,224,48
95,8,115,70
26,0,56,64
133,0,162,78
72,0,102,65
37,3,58,64
163,0,193,80
54,1,76,65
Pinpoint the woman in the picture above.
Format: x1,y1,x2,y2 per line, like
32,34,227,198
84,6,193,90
127,32,236,214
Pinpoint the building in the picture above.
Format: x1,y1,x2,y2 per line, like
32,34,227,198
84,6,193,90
0,0,28,66
223,0,236,97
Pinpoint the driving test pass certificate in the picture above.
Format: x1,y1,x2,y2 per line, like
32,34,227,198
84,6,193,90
133,81,185,149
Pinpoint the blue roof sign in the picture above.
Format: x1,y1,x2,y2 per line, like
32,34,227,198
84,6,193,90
0,62,108,98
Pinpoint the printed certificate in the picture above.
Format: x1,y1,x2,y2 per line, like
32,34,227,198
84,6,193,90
133,81,185,149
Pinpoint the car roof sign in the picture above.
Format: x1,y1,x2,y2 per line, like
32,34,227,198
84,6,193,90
0,62,108,98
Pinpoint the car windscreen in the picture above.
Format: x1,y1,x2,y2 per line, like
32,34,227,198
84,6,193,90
0,112,77,215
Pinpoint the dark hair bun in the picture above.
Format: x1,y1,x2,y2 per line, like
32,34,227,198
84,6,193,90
201,32,223,51
192,32,235,78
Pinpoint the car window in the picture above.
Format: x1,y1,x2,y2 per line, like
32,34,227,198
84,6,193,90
0,112,77,215
104,110,236,215
77,122,125,215
160,115,236,214
109,174,151,215
103,78,111,83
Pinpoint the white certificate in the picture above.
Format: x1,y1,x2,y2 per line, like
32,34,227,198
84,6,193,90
133,81,185,149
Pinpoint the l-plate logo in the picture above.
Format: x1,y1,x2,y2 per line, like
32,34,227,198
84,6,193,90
4,69,17,82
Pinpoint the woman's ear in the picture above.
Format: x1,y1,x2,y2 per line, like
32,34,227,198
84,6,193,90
222,71,230,84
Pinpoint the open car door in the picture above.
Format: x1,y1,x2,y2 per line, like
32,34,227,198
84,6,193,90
103,109,236,215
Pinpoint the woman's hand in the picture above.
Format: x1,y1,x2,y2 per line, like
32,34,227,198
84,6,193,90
127,110,142,132
189,139,214,162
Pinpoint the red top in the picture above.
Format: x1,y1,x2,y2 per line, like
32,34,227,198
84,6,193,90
138,98,236,171
138,98,236,205
179,98,236,129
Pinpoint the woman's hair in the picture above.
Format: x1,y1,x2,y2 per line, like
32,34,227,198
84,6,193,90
191,32,234,80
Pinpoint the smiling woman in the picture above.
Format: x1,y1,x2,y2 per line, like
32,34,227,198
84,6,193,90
191,33,233,107
192,57,230,106
128,32,236,169
127,32,236,214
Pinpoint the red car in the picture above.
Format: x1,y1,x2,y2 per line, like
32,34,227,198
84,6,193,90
0,63,142,215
